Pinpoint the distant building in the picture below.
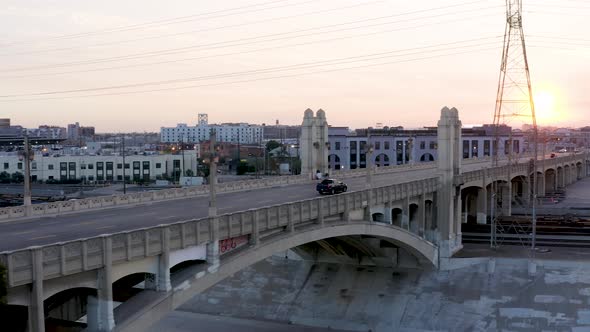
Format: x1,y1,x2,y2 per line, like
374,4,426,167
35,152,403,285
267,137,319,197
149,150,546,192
26,125,67,139
67,122,96,145
160,116,263,144
327,125,525,170
262,124,300,140
0,153,196,183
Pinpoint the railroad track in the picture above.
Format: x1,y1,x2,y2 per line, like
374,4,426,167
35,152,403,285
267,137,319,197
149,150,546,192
462,217,590,248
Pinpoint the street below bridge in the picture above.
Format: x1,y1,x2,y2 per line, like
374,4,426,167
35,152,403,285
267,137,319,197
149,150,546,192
0,159,499,252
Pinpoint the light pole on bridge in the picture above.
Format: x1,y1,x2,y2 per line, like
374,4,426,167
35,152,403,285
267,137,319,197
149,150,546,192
206,130,220,267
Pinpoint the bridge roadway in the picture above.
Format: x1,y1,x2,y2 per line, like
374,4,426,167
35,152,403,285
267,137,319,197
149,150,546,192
0,158,520,252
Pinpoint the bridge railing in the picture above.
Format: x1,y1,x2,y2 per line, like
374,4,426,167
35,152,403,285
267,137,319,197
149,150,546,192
0,176,439,288
459,154,585,185
0,161,437,221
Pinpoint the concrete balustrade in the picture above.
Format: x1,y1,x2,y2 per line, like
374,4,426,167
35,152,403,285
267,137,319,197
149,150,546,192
0,161,444,222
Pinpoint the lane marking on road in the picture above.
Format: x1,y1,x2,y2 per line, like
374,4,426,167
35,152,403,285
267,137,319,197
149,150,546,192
96,225,116,230
135,212,157,217
157,215,178,220
29,234,57,240
13,230,35,236
71,221,97,226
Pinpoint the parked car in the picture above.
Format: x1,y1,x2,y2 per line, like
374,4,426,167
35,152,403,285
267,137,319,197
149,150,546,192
316,179,347,195
550,153,556,158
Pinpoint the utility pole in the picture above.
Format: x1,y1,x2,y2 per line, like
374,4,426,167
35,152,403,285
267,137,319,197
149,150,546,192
207,129,220,267
208,130,218,217
122,135,127,194
181,137,186,177
22,135,33,211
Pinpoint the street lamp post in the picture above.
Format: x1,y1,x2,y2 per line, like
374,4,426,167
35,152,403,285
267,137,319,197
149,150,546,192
207,130,220,267
122,136,127,194
21,135,33,211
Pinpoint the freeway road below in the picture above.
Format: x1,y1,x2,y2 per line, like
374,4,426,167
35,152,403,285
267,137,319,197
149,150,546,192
0,158,523,252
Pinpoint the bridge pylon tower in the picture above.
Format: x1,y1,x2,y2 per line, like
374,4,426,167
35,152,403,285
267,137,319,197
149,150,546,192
490,0,538,249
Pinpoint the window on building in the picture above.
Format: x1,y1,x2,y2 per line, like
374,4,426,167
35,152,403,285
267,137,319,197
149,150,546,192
420,141,426,150
3,163,8,170
125,163,130,169
384,141,390,150
48,164,54,170
117,163,122,169
396,141,403,165
88,164,94,170
17,162,23,170
31,162,37,170
156,163,162,169
335,142,340,150
429,141,437,150
484,140,491,156
463,140,470,159
374,141,380,150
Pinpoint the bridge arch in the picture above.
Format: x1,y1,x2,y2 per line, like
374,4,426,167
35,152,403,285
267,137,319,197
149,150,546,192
372,212,385,222
391,208,403,227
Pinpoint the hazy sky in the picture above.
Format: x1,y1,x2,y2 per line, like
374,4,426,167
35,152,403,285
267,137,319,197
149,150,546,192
1,0,588,132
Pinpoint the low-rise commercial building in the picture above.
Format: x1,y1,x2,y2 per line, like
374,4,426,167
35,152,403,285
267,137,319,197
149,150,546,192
327,126,525,170
0,153,197,183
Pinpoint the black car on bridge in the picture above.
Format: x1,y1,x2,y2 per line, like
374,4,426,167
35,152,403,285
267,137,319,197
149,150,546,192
316,179,347,195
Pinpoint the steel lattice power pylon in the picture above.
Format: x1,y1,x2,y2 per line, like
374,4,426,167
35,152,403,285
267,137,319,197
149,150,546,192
490,0,539,249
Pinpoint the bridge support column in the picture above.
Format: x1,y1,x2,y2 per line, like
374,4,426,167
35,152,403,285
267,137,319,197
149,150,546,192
522,177,531,204
418,194,426,236
500,183,512,216
537,173,546,197
317,199,324,226
155,227,171,291
27,247,44,332
401,197,410,230
454,191,462,247
250,210,260,246
342,195,350,222
383,202,392,224
476,188,487,224
287,204,295,233
436,107,462,258
88,236,116,332
206,217,220,268
559,169,565,188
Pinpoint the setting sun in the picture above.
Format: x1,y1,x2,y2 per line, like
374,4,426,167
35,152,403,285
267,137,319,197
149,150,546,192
533,89,565,125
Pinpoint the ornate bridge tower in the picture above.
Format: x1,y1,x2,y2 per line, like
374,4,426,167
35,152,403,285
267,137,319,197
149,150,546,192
300,109,329,179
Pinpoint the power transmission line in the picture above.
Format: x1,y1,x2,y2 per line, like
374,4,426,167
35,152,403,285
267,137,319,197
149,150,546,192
0,0,315,47
0,37,501,98
0,43,499,102
0,1,384,57
0,4,502,73
0,11,504,80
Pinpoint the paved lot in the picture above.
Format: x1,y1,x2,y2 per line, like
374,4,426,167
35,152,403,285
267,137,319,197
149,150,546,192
148,311,348,332
158,256,590,332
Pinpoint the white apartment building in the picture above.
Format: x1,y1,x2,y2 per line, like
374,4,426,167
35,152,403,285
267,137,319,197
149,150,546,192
0,153,197,183
160,123,263,144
